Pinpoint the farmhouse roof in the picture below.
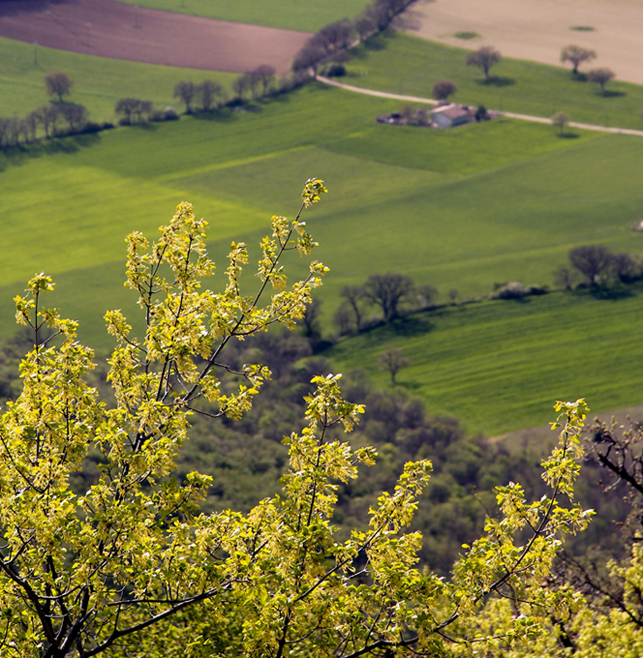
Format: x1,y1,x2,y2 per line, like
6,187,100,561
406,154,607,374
430,104,469,119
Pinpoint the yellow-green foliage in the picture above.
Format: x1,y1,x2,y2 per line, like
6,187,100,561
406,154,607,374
0,184,591,657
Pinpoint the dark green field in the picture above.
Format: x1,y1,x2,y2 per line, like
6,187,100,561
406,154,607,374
327,285,643,436
345,32,643,129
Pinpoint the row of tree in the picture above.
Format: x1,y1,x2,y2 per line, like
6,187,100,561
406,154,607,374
0,103,93,148
292,0,416,75
334,273,438,336
555,244,643,289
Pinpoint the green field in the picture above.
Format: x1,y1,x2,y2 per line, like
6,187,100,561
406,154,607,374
327,285,643,436
1,82,641,352
112,0,369,31
345,32,643,129
0,37,236,121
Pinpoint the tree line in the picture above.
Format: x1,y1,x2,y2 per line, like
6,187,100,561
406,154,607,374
292,0,416,77
0,72,104,149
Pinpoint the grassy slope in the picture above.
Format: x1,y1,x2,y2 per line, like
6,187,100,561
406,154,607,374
345,32,643,129
1,84,641,338
0,83,641,433
0,37,237,121
111,0,369,31
327,285,643,436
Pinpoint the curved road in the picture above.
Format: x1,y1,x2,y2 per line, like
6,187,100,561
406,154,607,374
317,76,643,137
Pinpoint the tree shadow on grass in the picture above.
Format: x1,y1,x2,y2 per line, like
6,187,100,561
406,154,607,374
589,286,634,300
557,132,580,139
130,122,158,131
601,89,626,98
478,76,516,87
191,108,239,123
397,380,422,392
388,315,434,337
0,132,100,172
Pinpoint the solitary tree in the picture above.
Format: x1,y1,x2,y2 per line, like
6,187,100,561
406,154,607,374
378,347,410,383
431,79,458,100
568,244,613,285
588,67,616,94
551,111,571,135
173,80,195,113
362,272,415,322
465,45,501,80
560,44,596,74
44,71,74,102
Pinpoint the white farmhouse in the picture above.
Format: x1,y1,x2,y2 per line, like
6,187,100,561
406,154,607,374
430,103,471,128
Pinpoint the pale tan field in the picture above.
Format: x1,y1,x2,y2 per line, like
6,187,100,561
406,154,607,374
405,0,643,84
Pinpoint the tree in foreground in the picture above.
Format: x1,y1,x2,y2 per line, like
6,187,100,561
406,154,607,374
0,180,591,657
44,72,74,102
588,67,616,94
431,79,458,101
465,46,501,80
560,44,596,75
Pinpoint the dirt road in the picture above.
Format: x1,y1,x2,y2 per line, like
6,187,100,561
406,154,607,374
317,75,643,136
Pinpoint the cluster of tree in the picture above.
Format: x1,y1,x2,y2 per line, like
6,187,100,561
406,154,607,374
554,244,643,289
172,79,229,113
292,0,416,75
334,273,438,335
0,72,102,150
231,65,277,102
431,79,458,100
114,97,179,125
560,45,616,93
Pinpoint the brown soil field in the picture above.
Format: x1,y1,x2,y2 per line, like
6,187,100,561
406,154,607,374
404,0,643,85
0,0,311,74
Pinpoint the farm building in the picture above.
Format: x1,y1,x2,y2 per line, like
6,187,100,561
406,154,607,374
430,103,472,128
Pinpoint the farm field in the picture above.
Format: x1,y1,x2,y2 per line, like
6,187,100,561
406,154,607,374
0,83,641,354
0,0,308,75
0,36,237,121
111,0,370,31
407,0,643,86
327,285,643,436
345,32,643,129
